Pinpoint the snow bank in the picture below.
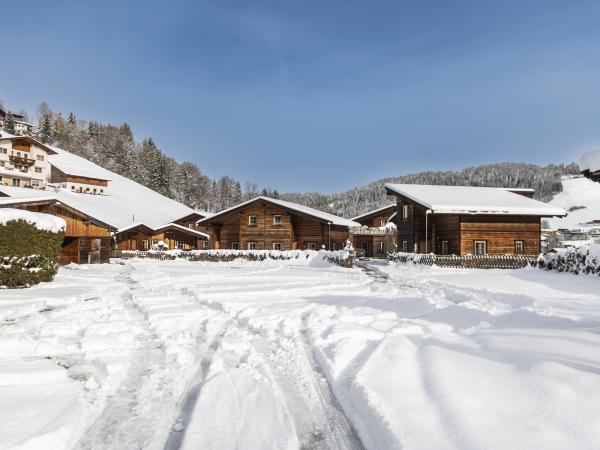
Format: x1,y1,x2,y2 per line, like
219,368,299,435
538,243,600,275
0,208,65,233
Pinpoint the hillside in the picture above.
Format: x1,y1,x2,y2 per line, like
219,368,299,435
547,176,600,230
282,162,580,218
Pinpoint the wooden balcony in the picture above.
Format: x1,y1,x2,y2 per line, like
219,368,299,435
9,154,36,165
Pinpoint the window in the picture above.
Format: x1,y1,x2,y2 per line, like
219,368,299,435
402,205,408,220
515,240,524,253
474,241,487,255
441,241,449,255
361,241,369,251
0,148,6,154
402,241,408,252
176,240,185,250
248,242,257,250
380,219,387,227
12,178,20,187
71,185,75,190
203,241,209,249
34,167,42,173
307,243,317,250
379,241,386,252
37,155,44,161
232,242,239,250
248,215,257,226
93,188,97,194
141,240,149,250
273,215,282,226
100,189,104,194
273,242,281,250
0,161,4,166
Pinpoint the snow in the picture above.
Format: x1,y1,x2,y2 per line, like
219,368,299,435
1,258,599,450
385,183,567,216
547,176,600,230
351,204,396,221
0,147,195,230
580,149,600,172
199,196,361,228
0,207,66,233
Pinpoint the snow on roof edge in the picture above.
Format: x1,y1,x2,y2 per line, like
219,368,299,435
351,204,397,221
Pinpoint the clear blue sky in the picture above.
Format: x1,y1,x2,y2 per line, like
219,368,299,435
2,0,600,192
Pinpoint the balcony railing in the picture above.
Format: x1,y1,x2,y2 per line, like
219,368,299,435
9,155,36,165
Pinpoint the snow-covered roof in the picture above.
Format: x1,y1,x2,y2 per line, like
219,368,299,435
580,150,600,172
47,146,111,180
351,204,397,221
0,147,195,230
0,207,66,233
199,196,360,227
116,221,209,239
384,183,567,217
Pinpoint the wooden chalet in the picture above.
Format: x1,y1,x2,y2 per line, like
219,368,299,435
384,184,567,256
197,196,359,251
172,211,212,229
114,222,209,251
351,204,397,257
0,197,115,265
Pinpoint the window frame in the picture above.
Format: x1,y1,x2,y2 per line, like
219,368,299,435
202,241,209,249
380,219,387,227
441,240,449,255
176,240,185,250
515,240,524,253
402,241,408,252
307,242,317,250
474,240,487,255
273,214,282,226
402,204,408,220
248,215,257,227
232,242,239,250
247,241,257,250
141,240,149,251
272,241,282,251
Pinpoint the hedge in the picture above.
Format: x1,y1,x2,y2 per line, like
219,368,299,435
0,219,65,288
537,244,600,275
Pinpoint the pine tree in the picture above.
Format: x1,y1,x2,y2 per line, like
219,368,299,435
2,112,16,134
37,112,53,143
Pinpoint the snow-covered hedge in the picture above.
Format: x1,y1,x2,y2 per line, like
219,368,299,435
538,244,600,275
0,209,66,288
120,248,355,268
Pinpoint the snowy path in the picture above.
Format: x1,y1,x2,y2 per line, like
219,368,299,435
1,258,600,450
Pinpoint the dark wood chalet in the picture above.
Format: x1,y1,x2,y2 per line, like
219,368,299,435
197,196,359,251
351,204,396,257
114,222,209,251
384,184,567,256
0,197,115,264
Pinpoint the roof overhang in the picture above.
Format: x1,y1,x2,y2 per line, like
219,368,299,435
0,196,116,231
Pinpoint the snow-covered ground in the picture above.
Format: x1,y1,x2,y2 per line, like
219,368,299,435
1,258,599,450
548,176,600,230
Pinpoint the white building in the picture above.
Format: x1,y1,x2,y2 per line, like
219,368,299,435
0,134,55,189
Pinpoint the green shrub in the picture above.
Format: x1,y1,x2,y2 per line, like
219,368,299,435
0,219,64,288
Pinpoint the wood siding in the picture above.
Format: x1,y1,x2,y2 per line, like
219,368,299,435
204,199,350,250
459,215,541,255
50,166,108,187
115,228,202,251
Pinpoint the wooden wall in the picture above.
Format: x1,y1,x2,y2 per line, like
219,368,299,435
459,215,541,255
115,228,201,251
355,208,396,228
21,204,110,238
50,166,108,187
206,200,350,250
392,195,542,256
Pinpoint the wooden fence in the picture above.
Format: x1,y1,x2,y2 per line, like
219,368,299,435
117,249,354,267
388,253,538,269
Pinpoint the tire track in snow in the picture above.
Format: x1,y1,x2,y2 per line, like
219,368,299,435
168,286,366,450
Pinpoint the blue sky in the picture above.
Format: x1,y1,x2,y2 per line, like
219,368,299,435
2,0,600,192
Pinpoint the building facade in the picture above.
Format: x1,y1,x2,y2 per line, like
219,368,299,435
50,166,110,195
114,223,209,251
385,184,567,256
198,197,359,251
0,136,55,189
351,204,397,257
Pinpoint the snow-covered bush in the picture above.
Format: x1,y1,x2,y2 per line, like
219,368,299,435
388,252,537,269
538,244,600,275
0,209,66,288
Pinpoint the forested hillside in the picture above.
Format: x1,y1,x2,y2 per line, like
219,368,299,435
1,101,580,218
282,163,580,218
